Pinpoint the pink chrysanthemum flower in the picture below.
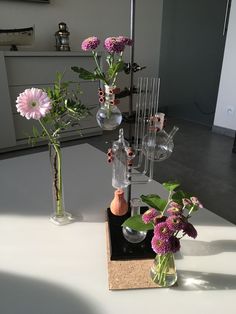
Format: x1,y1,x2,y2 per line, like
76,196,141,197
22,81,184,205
16,88,51,120
182,198,192,206
154,222,173,240
117,36,133,46
81,36,100,51
169,201,182,209
169,235,181,253
153,215,167,225
166,215,184,231
142,208,158,224
190,196,203,208
183,222,198,239
104,36,126,54
167,206,183,216
151,236,172,254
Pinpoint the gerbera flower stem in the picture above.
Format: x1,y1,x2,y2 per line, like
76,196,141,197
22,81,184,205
39,120,63,216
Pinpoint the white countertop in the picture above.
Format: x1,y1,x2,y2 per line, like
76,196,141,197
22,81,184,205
0,143,235,314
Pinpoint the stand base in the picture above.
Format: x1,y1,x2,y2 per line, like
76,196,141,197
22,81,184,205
50,211,73,226
107,208,155,260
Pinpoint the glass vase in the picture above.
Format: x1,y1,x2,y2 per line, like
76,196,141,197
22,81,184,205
150,253,177,287
96,85,122,130
49,139,73,225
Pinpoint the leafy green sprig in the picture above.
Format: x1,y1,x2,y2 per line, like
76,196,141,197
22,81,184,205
28,72,89,145
122,181,200,232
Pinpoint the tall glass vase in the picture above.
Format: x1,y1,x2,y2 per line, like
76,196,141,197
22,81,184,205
96,84,122,130
49,139,72,225
150,253,177,287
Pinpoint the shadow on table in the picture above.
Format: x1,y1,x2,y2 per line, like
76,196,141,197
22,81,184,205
0,271,100,314
175,270,236,291
176,239,236,258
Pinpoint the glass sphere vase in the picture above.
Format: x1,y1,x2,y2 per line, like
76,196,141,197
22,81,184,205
96,84,122,130
96,104,122,131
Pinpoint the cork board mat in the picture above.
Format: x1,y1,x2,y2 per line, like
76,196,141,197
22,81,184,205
106,222,160,290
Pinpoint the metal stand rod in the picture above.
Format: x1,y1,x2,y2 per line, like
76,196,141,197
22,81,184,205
127,0,136,210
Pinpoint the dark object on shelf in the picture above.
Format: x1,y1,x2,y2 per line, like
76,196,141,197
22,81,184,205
233,132,236,153
55,22,70,51
107,207,155,261
124,62,146,74
115,86,138,99
10,44,18,51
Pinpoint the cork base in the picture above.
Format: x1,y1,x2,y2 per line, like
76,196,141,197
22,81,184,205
106,222,160,290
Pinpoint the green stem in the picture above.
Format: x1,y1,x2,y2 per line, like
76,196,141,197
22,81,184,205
162,191,172,215
39,120,64,217
153,253,172,286
92,51,109,85
188,206,194,217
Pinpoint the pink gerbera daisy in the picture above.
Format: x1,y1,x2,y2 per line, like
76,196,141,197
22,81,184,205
16,88,51,120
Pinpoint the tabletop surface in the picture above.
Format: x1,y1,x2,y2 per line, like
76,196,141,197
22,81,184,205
0,143,235,314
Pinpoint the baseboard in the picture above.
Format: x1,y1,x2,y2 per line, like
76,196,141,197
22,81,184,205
212,125,236,138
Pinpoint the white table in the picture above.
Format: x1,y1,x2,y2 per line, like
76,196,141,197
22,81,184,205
0,143,235,314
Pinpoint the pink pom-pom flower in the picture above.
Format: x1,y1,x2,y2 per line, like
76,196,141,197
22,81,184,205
81,36,100,51
142,208,158,224
151,236,172,254
104,36,126,54
117,36,133,46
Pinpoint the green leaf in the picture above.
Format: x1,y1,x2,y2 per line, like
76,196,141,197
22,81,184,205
71,67,98,81
172,190,191,204
162,181,180,192
140,194,167,212
108,61,124,80
122,215,153,231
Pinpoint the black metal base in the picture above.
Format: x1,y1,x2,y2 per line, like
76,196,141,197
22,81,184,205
107,208,155,261
232,132,236,153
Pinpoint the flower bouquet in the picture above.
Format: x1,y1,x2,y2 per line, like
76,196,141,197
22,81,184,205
122,181,203,287
16,73,89,225
72,36,132,130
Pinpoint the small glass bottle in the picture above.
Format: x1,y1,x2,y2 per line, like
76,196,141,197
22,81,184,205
111,128,131,189
122,198,147,243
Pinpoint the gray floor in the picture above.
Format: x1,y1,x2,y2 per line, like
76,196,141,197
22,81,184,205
1,118,236,224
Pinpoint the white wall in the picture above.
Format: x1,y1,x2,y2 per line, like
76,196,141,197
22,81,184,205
214,0,236,131
0,0,163,77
